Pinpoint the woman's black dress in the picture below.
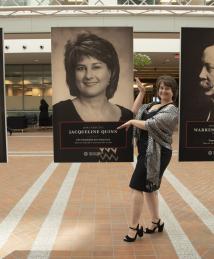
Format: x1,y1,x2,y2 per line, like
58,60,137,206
129,106,172,192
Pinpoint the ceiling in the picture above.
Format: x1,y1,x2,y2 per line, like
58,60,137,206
135,52,179,81
5,53,51,64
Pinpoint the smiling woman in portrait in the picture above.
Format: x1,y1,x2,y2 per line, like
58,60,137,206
53,32,133,122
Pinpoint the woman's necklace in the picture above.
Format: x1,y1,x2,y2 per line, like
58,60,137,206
149,101,173,112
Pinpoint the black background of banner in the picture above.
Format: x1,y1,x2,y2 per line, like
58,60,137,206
0,28,7,163
179,27,214,161
54,121,133,162
60,122,127,149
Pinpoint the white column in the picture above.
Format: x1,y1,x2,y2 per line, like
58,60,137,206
88,0,117,5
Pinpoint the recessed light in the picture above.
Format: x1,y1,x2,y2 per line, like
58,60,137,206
164,59,170,63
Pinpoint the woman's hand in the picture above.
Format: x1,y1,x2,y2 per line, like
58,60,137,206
118,119,146,131
135,77,145,95
117,120,133,131
132,77,146,114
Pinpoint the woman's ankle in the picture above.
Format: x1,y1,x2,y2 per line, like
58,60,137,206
152,218,160,224
127,224,139,238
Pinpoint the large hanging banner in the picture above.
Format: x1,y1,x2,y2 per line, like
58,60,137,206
179,27,214,161
52,27,133,162
0,28,7,163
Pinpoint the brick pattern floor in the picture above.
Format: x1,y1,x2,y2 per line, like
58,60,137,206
0,130,213,259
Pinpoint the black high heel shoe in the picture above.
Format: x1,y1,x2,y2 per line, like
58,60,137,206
138,226,144,237
145,219,164,234
124,224,141,242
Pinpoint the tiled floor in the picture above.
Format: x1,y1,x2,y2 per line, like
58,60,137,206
0,130,213,259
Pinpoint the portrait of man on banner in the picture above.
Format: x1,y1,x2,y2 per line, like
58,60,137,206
179,27,214,161
51,27,133,162
0,28,7,163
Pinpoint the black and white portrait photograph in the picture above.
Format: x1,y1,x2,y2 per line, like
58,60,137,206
51,27,134,162
179,27,214,161
0,28,7,163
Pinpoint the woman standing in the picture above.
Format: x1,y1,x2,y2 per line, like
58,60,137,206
118,75,178,242
39,99,49,126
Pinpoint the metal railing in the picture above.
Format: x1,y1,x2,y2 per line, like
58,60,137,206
118,0,213,6
0,0,213,6
0,0,213,16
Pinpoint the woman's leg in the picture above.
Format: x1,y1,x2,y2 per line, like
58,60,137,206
144,191,160,227
127,189,144,238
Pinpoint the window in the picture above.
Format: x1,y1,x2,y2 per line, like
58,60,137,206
5,64,52,111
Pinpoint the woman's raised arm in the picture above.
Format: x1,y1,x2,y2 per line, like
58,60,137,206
132,77,146,115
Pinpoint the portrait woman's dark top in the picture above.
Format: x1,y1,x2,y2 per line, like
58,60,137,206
54,99,132,122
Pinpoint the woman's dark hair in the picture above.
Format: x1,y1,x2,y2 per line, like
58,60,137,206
64,32,120,99
40,98,48,106
156,75,178,103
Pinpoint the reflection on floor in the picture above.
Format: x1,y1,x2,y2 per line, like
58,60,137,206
0,131,213,259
